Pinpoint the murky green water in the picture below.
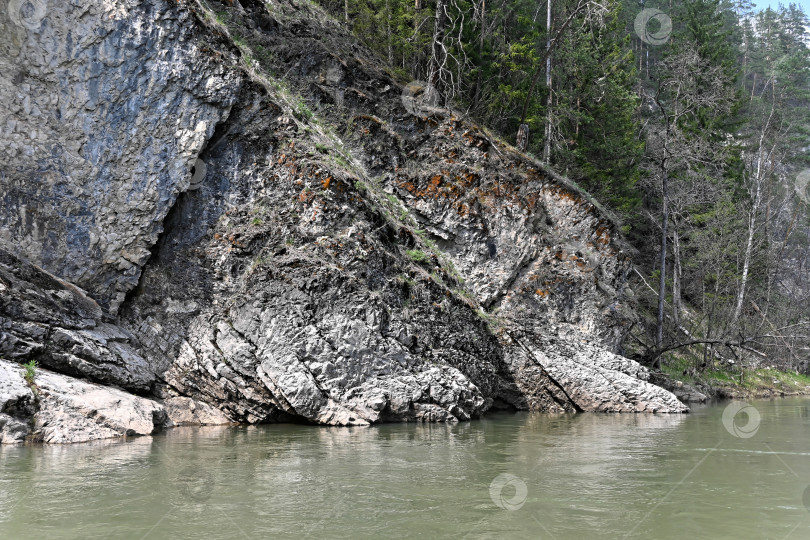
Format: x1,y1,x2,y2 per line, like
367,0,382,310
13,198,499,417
2,398,810,539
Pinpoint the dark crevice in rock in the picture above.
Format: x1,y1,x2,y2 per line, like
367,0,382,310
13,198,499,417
120,107,239,317
484,249,538,310
486,398,519,413
508,333,583,413
546,377,586,413
120,217,172,312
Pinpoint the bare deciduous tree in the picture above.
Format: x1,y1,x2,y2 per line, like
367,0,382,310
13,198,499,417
642,45,736,364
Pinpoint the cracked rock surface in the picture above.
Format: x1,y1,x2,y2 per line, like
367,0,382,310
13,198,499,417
1,0,686,444
0,0,239,312
0,248,156,392
0,359,165,444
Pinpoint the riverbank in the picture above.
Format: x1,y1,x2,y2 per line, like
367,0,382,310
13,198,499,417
652,357,810,403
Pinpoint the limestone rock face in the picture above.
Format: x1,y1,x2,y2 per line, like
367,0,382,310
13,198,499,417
0,0,687,444
0,0,240,312
0,360,36,444
33,367,168,444
516,338,688,412
0,359,168,444
0,248,157,392
163,397,232,427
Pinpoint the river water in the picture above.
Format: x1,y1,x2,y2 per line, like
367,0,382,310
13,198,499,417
2,398,810,539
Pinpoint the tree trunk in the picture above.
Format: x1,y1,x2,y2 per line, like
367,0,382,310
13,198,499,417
472,0,486,112
733,190,759,325
413,1,425,77
517,124,530,151
672,227,682,327
704,271,721,372
542,0,552,163
386,0,393,65
750,72,756,102
517,0,588,142
655,170,669,366
428,0,448,92
733,100,774,325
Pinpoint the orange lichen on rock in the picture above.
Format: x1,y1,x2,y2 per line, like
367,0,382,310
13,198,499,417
557,189,582,204
461,172,478,186
594,225,611,246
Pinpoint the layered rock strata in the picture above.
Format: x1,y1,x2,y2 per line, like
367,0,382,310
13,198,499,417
0,0,686,444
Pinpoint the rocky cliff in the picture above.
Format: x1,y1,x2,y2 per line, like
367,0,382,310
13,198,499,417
0,0,686,444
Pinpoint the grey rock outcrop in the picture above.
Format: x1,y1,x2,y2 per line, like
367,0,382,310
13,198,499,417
0,359,166,444
0,0,240,312
0,359,35,443
515,337,687,412
648,373,710,403
0,247,156,391
1,358,232,444
32,367,167,444
1,0,686,444
163,397,232,427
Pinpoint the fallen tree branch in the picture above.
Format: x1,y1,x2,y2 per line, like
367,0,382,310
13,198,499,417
648,338,767,363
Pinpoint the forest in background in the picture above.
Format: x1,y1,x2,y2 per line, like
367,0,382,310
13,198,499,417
315,0,810,380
